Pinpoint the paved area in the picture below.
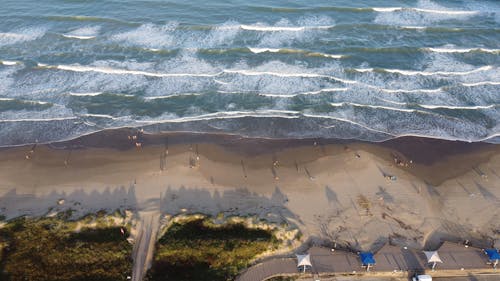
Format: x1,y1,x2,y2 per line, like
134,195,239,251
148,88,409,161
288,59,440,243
237,258,297,281
309,247,361,273
237,242,497,281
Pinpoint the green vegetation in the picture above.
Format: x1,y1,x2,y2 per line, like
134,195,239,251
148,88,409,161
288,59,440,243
0,215,132,281
146,218,280,281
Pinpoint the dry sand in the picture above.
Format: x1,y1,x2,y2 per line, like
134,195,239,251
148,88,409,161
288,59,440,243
0,133,499,254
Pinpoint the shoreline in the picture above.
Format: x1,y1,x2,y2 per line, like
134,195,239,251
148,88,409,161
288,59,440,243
1,125,499,150
0,129,499,253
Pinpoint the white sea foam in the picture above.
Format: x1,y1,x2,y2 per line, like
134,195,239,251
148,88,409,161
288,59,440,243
223,69,328,78
412,8,477,15
240,24,332,32
48,63,219,78
354,65,492,76
69,92,104,97
79,113,117,119
135,110,300,124
0,117,78,122
248,47,281,53
0,97,49,105
374,0,477,26
401,26,427,30
258,87,348,97
302,113,392,135
376,98,407,106
111,21,239,49
303,88,349,95
372,7,402,12
374,7,477,15
0,27,46,46
64,26,100,39
247,47,343,58
111,22,177,49
330,102,416,113
143,93,201,100
0,60,18,66
419,104,497,110
427,47,500,53
379,88,442,93
461,81,500,87
62,34,95,40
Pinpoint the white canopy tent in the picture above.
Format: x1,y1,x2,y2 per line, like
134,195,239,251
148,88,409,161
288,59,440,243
424,251,443,270
296,254,312,273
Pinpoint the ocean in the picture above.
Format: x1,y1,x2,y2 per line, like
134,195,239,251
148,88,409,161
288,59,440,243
0,0,499,146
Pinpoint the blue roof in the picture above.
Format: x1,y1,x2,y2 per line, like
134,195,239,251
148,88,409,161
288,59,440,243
360,252,375,265
485,249,500,260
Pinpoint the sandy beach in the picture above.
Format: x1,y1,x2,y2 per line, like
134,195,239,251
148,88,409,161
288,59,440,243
0,131,499,254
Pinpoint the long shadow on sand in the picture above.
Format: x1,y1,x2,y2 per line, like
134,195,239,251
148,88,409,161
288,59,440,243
0,185,138,219
159,185,301,225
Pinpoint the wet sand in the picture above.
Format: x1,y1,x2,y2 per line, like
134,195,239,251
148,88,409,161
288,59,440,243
0,130,499,252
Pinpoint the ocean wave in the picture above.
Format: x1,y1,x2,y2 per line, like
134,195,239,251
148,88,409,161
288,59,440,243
330,102,417,113
42,63,219,78
250,5,479,16
0,97,51,105
68,92,104,97
379,88,442,94
258,87,348,97
374,0,478,26
0,116,77,123
247,47,342,58
37,62,353,83
461,81,500,87
78,113,119,120
45,15,132,25
426,47,500,53
135,110,301,124
0,111,497,146
239,24,333,32
0,27,46,46
61,34,95,40
418,104,498,110
353,65,493,76
143,93,201,100
0,60,19,66
372,7,477,15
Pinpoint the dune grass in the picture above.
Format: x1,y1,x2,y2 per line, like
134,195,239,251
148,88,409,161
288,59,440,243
0,214,132,281
146,218,280,281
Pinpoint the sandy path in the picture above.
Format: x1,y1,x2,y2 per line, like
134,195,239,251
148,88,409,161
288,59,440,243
131,210,160,281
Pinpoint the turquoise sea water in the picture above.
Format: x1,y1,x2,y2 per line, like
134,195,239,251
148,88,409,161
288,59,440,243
0,0,499,145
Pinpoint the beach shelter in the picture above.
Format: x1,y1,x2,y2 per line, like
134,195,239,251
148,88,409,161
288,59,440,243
359,252,375,271
296,254,312,273
423,251,443,270
484,249,500,268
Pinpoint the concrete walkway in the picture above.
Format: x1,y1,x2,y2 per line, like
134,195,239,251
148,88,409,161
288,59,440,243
237,258,297,281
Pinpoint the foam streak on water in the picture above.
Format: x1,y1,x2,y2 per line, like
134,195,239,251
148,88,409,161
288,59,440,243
0,0,499,145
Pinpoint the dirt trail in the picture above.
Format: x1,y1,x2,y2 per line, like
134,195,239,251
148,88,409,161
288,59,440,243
131,210,160,281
